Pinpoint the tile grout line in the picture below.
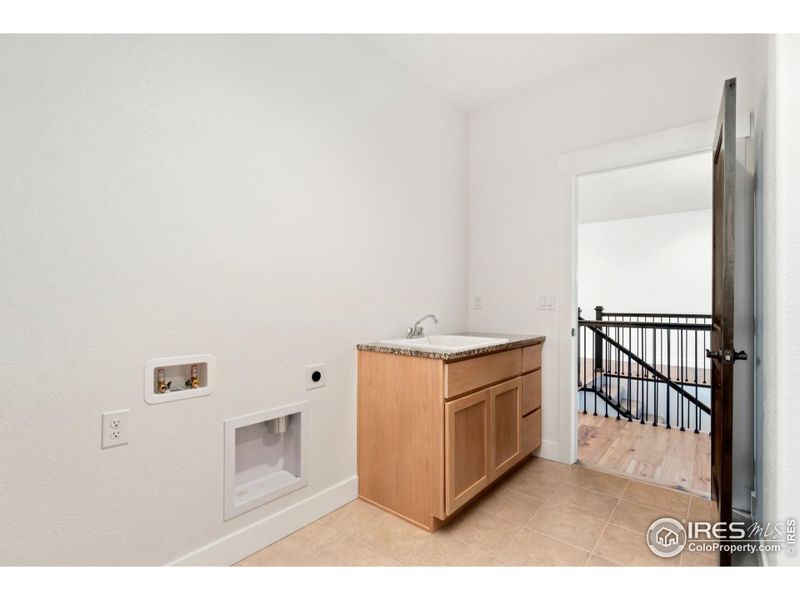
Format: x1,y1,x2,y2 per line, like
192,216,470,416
464,507,530,560
584,479,629,565
476,477,563,562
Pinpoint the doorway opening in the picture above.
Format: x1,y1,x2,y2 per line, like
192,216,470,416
575,152,713,498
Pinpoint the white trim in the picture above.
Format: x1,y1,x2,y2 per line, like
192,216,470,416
556,112,753,467
170,476,358,566
535,439,561,462
557,111,752,176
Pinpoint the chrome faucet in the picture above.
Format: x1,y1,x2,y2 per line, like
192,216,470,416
407,313,438,338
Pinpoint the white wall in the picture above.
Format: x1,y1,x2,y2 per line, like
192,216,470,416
754,33,800,566
0,35,467,565
467,35,759,462
578,209,712,315
772,33,800,567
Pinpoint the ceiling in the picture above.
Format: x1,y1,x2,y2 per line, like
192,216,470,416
578,152,712,224
364,34,660,110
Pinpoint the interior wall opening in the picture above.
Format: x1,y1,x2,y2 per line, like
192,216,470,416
575,151,713,498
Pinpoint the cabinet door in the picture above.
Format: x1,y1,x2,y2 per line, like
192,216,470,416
445,389,490,515
489,377,522,480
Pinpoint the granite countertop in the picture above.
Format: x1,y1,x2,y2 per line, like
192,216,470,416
357,332,545,361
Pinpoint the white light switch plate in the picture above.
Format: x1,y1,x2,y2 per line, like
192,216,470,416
101,409,129,448
538,295,555,310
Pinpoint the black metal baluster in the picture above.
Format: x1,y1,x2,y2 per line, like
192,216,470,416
694,319,697,383
679,328,685,432
604,327,609,418
653,325,658,427
577,311,581,389
583,324,587,414
627,321,632,422
666,325,671,429
694,324,700,433
641,324,647,425
703,326,708,384
593,327,598,417
615,328,621,420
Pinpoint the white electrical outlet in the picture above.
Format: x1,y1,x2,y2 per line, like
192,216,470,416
102,409,129,449
473,296,483,310
305,363,326,390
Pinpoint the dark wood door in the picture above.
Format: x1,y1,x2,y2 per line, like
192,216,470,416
710,77,746,567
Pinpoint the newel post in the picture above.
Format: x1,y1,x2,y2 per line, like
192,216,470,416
594,305,604,375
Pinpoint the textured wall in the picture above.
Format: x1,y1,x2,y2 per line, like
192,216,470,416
0,35,467,565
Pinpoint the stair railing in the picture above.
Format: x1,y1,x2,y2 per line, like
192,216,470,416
577,306,712,433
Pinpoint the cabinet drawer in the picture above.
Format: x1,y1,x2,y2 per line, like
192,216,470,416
444,349,522,398
521,409,542,456
521,408,542,456
522,344,542,373
522,370,541,415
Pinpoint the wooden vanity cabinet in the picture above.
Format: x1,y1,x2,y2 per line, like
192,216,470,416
358,341,543,531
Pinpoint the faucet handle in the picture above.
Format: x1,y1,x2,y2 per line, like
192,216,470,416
407,313,437,338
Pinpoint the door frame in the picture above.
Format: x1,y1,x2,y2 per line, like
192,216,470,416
555,112,752,464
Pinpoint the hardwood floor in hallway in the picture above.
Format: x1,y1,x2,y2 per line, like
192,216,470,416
578,412,711,497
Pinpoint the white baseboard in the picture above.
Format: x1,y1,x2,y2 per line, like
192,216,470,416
535,439,562,462
170,476,358,566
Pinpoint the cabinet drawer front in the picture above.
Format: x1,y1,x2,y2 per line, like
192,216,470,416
444,349,522,398
522,344,542,373
521,408,542,456
522,370,542,415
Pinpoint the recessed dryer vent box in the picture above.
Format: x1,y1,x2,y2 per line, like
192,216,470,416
224,401,308,520
144,354,215,404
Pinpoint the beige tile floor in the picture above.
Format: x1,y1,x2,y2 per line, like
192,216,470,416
237,457,718,567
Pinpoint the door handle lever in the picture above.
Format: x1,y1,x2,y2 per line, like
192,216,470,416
706,348,748,363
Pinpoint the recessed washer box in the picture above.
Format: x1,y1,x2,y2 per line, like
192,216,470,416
144,354,215,404
224,402,308,520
